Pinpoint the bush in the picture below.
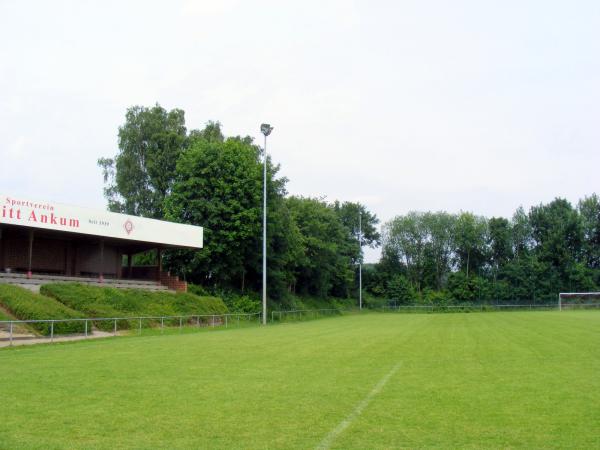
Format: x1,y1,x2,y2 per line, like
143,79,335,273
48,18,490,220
0,285,86,335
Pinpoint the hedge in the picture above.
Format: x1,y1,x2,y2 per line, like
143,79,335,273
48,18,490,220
0,285,86,335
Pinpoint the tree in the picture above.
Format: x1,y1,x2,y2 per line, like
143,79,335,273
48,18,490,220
385,274,418,304
578,194,600,270
286,197,355,298
98,104,187,218
453,212,488,278
165,130,286,290
511,207,533,258
421,212,455,290
382,212,428,292
529,199,583,280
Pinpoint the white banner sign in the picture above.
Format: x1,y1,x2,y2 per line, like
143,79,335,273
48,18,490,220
0,194,203,249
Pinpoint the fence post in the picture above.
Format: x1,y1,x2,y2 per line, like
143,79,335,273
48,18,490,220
211,315,215,327
113,319,117,336
139,318,142,335
9,321,13,346
225,315,228,328
179,317,182,331
197,315,200,327
51,321,54,343
85,320,88,338
237,315,240,326
161,317,164,333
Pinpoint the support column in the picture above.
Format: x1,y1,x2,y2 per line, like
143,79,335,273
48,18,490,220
127,253,133,279
27,229,34,278
156,248,162,284
99,239,104,283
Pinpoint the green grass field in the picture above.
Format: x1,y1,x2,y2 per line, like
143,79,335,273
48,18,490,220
1,311,599,449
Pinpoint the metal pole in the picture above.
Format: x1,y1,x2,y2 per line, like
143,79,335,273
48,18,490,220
85,320,88,337
161,317,164,332
359,211,362,310
225,315,228,328
51,321,54,342
139,318,142,335
9,321,13,346
113,319,117,336
262,133,268,325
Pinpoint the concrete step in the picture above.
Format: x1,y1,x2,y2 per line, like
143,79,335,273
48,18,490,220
0,272,160,286
0,276,172,292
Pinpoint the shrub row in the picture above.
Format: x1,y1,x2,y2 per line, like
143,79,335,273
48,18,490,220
0,285,86,335
40,284,228,330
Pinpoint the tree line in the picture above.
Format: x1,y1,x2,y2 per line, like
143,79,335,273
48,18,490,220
367,197,600,304
98,104,379,304
100,104,599,306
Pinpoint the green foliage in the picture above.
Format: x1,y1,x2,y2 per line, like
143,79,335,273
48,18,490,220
40,284,227,331
0,285,86,335
187,283,209,296
227,295,261,314
286,197,355,298
579,194,600,269
377,196,600,304
98,104,187,218
385,274,418,304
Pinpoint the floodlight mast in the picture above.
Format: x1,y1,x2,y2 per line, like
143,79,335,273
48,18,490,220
261,123,273,325
359,211,362,310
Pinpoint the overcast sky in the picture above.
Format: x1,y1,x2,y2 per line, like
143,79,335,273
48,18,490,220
1,0,599,262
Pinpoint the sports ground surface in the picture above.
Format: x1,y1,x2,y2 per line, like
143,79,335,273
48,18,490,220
1,311,599,449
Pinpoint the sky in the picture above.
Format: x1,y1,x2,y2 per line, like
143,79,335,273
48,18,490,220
1,0,599,262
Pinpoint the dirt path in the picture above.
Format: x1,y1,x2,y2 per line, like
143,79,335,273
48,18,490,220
0,330,118,348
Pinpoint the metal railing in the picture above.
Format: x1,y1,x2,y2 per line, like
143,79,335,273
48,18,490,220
0,312,262,346
378,303,600,313
270,308,343,322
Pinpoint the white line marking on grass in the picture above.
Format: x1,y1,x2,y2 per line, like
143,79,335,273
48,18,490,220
316,362,402,450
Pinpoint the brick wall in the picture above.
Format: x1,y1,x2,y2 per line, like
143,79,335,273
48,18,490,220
159,271,188,292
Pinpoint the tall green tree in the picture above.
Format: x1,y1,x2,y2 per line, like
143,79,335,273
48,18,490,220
165,128,286,290
98,104,187,218
529,198,583,287
578,194,600,270
454,212,488,278
286,197,355,298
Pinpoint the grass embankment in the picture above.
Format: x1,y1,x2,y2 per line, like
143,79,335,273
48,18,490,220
1,311,599,448
40,283,228,330
0,285,86,335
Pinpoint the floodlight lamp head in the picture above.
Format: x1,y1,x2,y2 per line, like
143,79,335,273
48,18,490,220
261,123,273,137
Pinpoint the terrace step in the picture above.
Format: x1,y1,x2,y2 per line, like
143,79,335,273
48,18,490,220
0,273,171,292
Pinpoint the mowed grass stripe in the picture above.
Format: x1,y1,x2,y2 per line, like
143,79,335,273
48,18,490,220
1,311,599,449
331,311,600,449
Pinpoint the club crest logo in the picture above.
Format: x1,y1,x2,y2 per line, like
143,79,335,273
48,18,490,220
123,219,134,235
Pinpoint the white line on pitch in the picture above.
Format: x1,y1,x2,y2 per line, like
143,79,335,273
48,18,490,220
315,362,402,450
